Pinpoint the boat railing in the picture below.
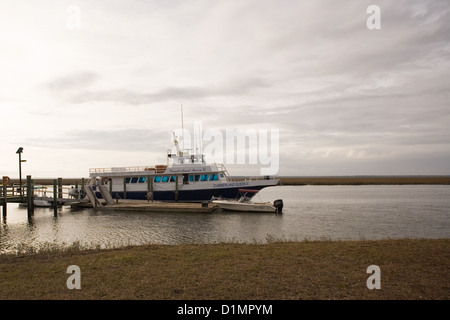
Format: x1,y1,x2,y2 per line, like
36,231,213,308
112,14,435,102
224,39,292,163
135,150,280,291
89,166,156,175
214,163,232,179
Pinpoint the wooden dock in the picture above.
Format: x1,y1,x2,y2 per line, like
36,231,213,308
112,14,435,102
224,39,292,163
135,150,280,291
2,174,218,218
77,183,218,213
1,175,83,219
75,199,218,213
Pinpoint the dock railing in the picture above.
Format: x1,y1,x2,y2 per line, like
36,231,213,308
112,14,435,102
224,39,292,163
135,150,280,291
1,184,79,201
2,184,26,199
2,175,86,219
33,185,79,199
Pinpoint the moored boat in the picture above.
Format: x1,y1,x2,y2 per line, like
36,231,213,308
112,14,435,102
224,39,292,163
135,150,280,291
212,189,283,213
19,198,53,208
87,136,280,202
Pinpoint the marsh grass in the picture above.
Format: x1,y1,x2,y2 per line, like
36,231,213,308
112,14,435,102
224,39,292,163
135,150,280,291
13,240,123,256
279,176,450,185
12,176,450,188
1,238,448,300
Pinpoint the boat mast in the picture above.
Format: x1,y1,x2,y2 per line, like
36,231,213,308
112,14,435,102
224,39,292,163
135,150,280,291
181,104,184,151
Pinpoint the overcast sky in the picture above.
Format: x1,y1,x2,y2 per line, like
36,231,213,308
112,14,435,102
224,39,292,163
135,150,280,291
1,0,449,178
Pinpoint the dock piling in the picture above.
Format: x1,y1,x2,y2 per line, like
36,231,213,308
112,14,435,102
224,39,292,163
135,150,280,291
1,202,5,218
2,185,7,218
75,181,79,199
58,178,63,199
150,177,153,195
147,176,153,202
1,177,87,221
27,175,34,217
53,179,58,216
175,176,179,202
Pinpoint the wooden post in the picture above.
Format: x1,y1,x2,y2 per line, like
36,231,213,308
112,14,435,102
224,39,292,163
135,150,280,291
123,178,127,200
81,178,85,200
149,176,154,194
147,176,153,202
175,175,179,202
1,201,5,219
75,181,79,199
94,186,97,208
58,177,63,199
150,177,153,194
2,186,6,218
109,178,113,196
31,177,35,212
53,179,58,216
27,175,33,217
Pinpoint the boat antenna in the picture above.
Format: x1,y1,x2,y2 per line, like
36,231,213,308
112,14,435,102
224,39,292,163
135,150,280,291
181,104,185,150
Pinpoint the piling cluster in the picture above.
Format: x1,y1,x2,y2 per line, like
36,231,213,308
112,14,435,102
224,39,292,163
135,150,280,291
1,175,82,219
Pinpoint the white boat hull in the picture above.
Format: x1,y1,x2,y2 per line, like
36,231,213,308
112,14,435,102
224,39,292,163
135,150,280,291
19,199,53,208
212,200,277,213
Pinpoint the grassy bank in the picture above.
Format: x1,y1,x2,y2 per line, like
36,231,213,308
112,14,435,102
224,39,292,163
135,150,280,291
0,239,448,300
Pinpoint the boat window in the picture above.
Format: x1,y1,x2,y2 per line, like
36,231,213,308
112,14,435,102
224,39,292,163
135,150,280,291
201,174,209,181
155,176,162,183
131,177,139,183
138,177,146,183
125,177,131,184
220,174,224,178
189,175,194,182
209,174,218,181
170,176,177,182
195,175,200,181
162,176,169,182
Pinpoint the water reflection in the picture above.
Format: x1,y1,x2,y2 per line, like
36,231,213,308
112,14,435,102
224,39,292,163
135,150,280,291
1,185,449,254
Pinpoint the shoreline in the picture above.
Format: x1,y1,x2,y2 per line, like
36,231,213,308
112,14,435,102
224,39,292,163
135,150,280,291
278,176,450,185
1,238,448,300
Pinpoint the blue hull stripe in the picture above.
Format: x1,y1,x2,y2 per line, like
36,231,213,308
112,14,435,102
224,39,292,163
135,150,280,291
94,186,265,202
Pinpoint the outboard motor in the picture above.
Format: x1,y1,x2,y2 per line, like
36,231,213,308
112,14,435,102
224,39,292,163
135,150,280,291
273,199,283,213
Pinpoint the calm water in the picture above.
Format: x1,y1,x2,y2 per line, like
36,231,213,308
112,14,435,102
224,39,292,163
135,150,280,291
1,185,449,253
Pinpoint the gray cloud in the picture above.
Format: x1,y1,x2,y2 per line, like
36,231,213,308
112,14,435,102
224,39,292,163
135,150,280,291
47,72,99,93
27,129,170,152
7,0,450,176
47,74,270,105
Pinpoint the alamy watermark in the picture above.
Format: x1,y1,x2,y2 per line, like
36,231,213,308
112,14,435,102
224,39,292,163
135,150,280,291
366,265,381,289
66,265,81,289
172,121,279,176
366,5,381,30
67,4,81,30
